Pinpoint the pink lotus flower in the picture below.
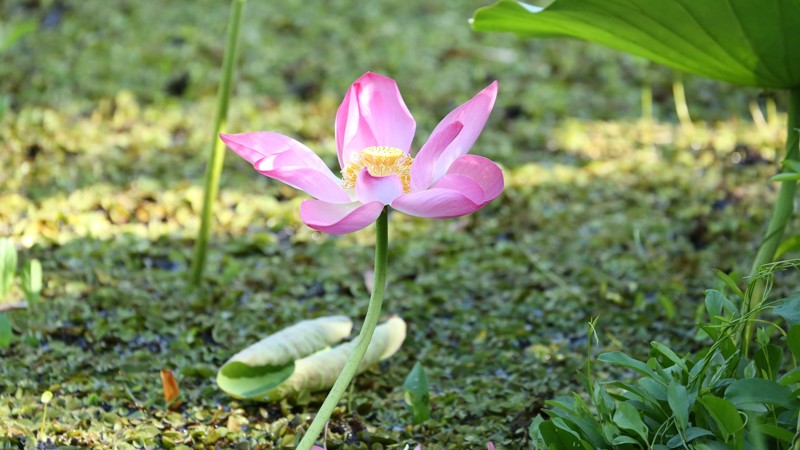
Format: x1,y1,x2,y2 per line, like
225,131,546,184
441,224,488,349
221,72,503,234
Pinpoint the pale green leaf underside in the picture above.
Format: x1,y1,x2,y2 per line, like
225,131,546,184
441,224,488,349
217,316,407,401
472,0,800,89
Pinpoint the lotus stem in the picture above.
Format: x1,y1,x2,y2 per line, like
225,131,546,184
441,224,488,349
767,94,779,128
297,208,389,450
672,72,692,130
750,100,767,130
744,88,800,355
190,0,246,285
640,63,652,122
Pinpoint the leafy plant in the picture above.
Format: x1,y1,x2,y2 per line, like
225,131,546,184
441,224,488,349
0,239,43,348
530,262,800,449
403,361,431,424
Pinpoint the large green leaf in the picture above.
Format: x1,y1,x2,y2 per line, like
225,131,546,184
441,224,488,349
472,0,800,89
217,315,407,401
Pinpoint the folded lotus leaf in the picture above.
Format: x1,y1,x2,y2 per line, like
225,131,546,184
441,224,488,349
217,315,353,400
472,0,800,89
263,315,406,401
217,315,407,401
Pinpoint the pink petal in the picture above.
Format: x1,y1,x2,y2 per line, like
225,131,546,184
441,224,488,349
446,155,504,203
430,174,484,204
392,155,503,218
221,132,350,204
335,84,376,168
335,73,416,167
300,200,384,234
409,121,464,192
424,81,498,181
355,168,404,205
391,188,481,219
487,443,495,450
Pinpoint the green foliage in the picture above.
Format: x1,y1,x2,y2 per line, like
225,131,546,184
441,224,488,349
531,265,800,449
0,19,37,52
0,313,10,349
472,0,800,89
403,361,431,424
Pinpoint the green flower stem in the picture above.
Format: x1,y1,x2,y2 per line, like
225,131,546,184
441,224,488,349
743,88,800,355
297,208,389,450
190,0,246,285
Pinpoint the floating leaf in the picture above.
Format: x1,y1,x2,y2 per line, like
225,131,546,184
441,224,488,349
472,0,800,89
403,362,431,424
217,315,407,401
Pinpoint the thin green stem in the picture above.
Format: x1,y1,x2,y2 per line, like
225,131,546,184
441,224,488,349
767,94,779,128
744,88,800,355
190,0,246,285
39,403,47,441
641,82,653,122
297,209,389,450
672,72,692,129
